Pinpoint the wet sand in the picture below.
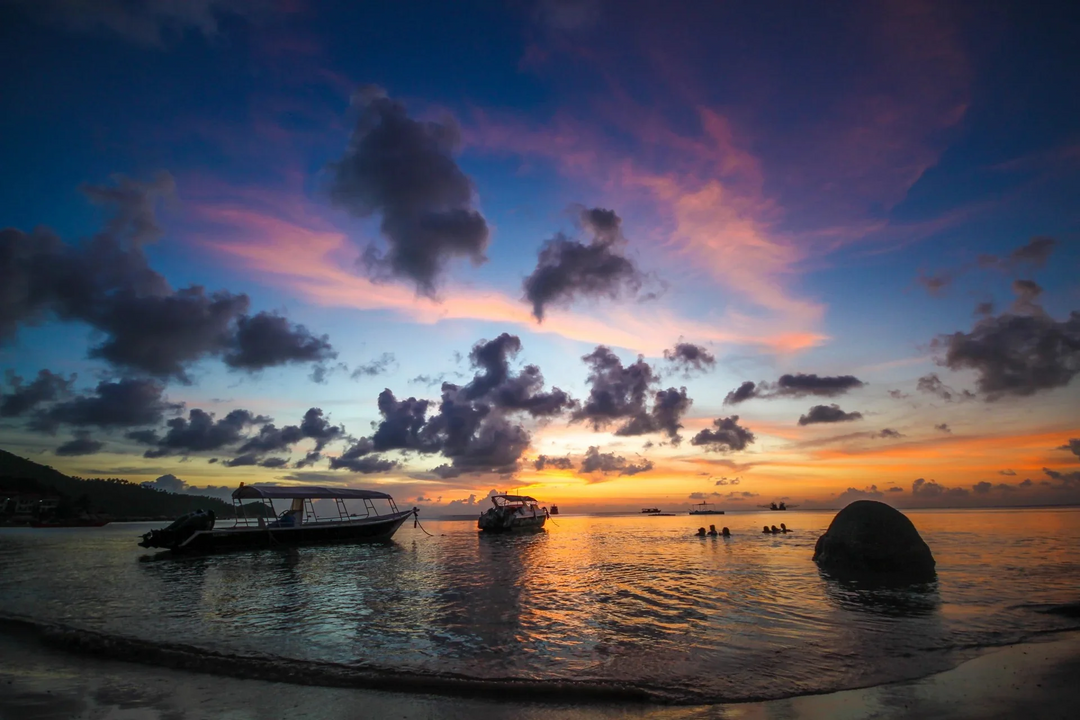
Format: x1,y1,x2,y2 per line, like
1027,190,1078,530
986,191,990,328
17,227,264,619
1,630,1078,719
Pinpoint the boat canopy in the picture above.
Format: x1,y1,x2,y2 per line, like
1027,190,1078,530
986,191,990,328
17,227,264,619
232,485,393,501
491,494,538,506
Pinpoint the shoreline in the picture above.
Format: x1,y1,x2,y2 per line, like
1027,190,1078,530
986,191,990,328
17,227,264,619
2,621,1078,719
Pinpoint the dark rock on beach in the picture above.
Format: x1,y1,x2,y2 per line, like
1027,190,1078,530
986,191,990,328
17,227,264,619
813,500,935,580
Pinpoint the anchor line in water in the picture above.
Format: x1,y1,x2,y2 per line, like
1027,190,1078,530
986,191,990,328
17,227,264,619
413,507,436,537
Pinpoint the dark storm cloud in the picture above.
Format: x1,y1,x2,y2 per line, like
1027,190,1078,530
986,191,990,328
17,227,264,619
335,334,572,477
137,408,266,458
234,408,345,458
327,86,488,296
978,236,1057,270
663,342,717,375
534,455,573,471
351,353,396,378
55,431,104,457
1043,467,1080,487
579,446,653,476
294,451,322,469
33,378,179,432
331,455,399,474
912,478,969,498
691,416,756,452
797,404,863,426
1058,439,1080,459
724,381,758,405
774,373,864,398
224,312,336,371
573,346,656,428
722,374,863,404
458,334,574,417
257,457,289,469
1,369,74,417
223,454,258,467
916,373,975,402
932,286,1080,399
523,206,644,321
614,386,692,444
1,176,335,380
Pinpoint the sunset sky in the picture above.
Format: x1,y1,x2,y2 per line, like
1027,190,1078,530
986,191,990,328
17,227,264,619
1,0,1078,513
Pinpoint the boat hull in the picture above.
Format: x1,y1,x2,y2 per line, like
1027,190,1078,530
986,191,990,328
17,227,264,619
162,511,413,554
689,510,725,515
477,511,546,533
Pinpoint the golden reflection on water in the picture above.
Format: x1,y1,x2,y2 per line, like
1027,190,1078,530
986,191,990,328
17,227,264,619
0,507,1078,703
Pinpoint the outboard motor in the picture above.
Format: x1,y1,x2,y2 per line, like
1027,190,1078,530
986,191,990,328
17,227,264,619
139,509,216,549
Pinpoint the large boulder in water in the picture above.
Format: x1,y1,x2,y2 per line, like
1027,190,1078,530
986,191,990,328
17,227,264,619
813,500,935,579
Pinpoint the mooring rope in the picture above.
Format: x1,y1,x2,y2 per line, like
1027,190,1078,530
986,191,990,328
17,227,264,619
413,508,436,537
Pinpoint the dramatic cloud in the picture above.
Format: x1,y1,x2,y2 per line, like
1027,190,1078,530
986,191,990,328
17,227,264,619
972,481,1017,495
136,408,266,458
1,175,334,380
723,373,864,404
579,446,653,476
534,455,573,471
934,423,952,433
327,86,488,296
334,334,572,477
523,207,644,321
234,408,345,459
887,486,904,493
875,428,904,439
663,342,716,375
978,236,1057,271
573,346,656,428
835,485,885,504
1058,439,1080,459
916,373,974,402
1043,467,1080,487
797,404,863,426
932,288,1080,398
912,477,970,499
1,369,74,417
724,381,758,405
224,313,336,371
690,416,756,452
33,378,179,432
614,386,692,444
351,353,396,378
55,431,104,457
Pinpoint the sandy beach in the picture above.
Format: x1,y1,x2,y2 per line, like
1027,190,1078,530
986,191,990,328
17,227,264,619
2,628,1078,720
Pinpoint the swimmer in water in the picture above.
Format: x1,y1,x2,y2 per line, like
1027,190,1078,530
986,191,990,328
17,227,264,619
770,525,781,534
696,527,707,537
721,527,731,538
780,523,790,533
708,525,718,536
763,525,771,534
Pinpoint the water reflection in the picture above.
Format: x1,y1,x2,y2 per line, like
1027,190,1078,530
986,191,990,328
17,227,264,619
1,510,1079,704
820,571,941,617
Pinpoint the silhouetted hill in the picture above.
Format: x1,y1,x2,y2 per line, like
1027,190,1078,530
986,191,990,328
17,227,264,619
0,449,233,519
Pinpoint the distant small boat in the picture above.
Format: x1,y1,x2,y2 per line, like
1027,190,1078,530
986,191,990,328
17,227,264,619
550,504,559,515
689,502,725,515
641,507,662,514
770,502,787,511
478,494,547,532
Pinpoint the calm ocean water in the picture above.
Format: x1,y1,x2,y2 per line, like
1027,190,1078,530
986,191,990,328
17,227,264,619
1,508,1079,703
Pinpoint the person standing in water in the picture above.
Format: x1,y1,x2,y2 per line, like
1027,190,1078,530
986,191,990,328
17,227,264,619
707,525,718,536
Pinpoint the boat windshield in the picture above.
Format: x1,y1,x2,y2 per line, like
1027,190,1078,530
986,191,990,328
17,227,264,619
230,484,401,527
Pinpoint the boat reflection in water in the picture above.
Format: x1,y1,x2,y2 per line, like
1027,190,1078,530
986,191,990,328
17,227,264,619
138,484,414,553
478,494,548,532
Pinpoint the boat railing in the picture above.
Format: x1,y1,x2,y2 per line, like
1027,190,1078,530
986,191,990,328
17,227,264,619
231,496,400,527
